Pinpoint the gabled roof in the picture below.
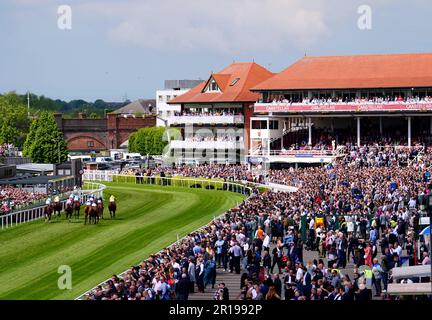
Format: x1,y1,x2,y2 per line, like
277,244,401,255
112,99,156,114
251,53,432,91
211,74,231,91
168,62,274,104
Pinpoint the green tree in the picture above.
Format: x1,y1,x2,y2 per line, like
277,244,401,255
23,118,39,158
25,112,68,163
128,127,167,155
0,92,30,147
0,118,20,145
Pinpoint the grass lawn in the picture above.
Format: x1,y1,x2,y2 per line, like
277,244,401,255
0,182,245,300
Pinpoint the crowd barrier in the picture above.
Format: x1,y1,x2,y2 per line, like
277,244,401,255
110,174,252,196
0,182,106,230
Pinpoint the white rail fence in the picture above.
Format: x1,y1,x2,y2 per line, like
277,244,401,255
75,177,254,300
82,170,117,182
0,182,106,230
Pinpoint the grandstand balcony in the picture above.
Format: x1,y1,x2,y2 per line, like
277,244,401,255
169,140,243,149
166,114,244,126
254,100,432,113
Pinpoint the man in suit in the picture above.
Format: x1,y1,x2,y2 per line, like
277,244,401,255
175,273,190,300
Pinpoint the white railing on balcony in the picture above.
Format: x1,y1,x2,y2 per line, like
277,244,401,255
254,101,432,113
250,149,339,157
166,115,244,125
169,140,242,149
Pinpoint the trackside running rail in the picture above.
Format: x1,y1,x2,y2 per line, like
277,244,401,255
75,176,256,300
0,182,106,230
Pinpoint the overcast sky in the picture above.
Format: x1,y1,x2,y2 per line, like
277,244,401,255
0,0,431,102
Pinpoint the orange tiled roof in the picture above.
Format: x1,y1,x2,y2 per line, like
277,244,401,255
168,62,274,104
251,53,432,91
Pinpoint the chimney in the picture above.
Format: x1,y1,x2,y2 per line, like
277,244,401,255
78,112,87,119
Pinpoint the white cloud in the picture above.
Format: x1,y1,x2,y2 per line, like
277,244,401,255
77,0,331,54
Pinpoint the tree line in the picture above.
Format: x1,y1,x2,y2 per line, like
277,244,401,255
0,91,128,119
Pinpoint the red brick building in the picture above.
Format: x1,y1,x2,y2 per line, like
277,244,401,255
55,99,156,152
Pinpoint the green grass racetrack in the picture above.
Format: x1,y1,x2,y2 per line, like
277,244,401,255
0,182,246,300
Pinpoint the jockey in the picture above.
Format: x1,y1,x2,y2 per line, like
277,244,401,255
109,195,115,203
69,194,74,199
46,199,51,205
91,203,97,209
85,201,91,206
97,199,102,204
54,195,60,203
74,196,79,202
66,198,73,205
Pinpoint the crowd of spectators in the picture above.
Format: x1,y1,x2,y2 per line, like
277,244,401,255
0,143,17,158
173,110,243,117
0,187,46,215
120,164,258,182
265,95,432,105
184,135,243,143
85,147,431,301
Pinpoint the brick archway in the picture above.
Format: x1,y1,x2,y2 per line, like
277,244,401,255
67,134,107,151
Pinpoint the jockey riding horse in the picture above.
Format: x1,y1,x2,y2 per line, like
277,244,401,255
44,199,54,222
84,201,91,225
97,198,104,220
73,196,81,219
53,195,62,218
90,202,99,224
108,194,117,219
65,198,73,221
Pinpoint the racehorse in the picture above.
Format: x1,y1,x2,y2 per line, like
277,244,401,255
97,201,104,221
90,204,99,224
84,203,91,225
108,201,116,219
73,199,81,219
53,201,62,218
44,203,53,222
65,201,73,221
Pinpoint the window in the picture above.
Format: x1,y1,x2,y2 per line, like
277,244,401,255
87,141,94,148
230,78,240,86
269,120,279,130
158,95,163,102
207,79,220,92
252,120,268,129
166,95,171,101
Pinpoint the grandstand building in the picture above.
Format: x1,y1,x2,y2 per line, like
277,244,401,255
167,62,274,164
249,53,432,167
168,53,432,166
